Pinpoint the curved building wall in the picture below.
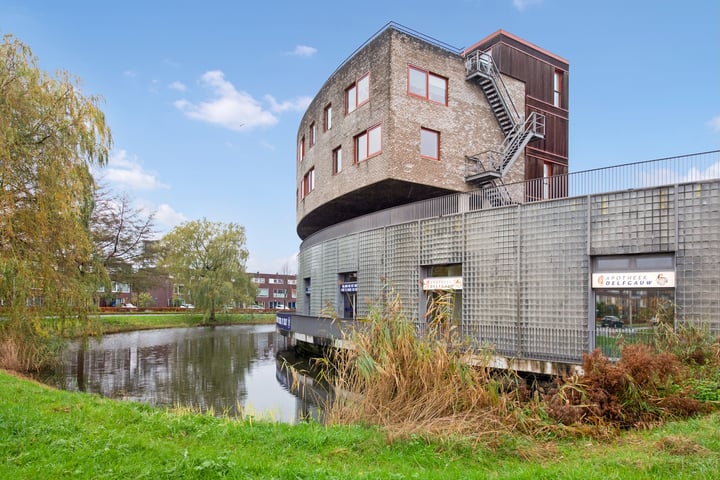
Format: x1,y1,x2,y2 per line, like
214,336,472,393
295,179,720,364
296,27,525,239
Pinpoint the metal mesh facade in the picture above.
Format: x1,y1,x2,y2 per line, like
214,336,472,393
676,183,720,329
519,198,589,361
357,230,385,317
590,187,676,255
386,222,420,321
296,179,720,364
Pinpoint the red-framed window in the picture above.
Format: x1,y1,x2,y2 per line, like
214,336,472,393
332,146,342,174
301,167,315,198
354,124,381,163
298,136,305,163
553,70,563,108
309,122,316,147
420,128,440,160
323,104,332,131
345,73,370,114
408,66,447,105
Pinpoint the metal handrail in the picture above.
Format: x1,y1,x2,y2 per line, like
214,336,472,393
300,150,720,250
464,50,521,126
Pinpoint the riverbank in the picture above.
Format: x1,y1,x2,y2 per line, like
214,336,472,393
1,370,718,479
91,312,276,334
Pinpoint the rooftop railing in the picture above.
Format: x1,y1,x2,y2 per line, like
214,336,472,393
301,150,720,250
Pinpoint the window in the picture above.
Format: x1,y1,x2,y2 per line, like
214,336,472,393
287,279,297,285
346,73,370,113
252,277,264,284
354,124,381,163
323,104,332,131
269,278,285,284
553,70,563,108
332,146,342,174
273,288,288,298
302,167,315,198
298,136,305,162
420,128,440,160
257,288,269,297
309,122,316,147
543,162,552,199
408,66,447,105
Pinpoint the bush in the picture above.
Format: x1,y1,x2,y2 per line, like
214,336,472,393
546,343,708,429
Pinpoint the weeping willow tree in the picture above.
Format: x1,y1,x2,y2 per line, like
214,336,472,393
161,219,255,321
0,35,112,371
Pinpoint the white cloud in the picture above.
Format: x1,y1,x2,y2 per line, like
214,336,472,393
639,162,720,187
246,252,298,274
708,115,720,132
123,70,137,78
264,94,312,113
288,45,317,57
103,150,169,191
169,81,187,92
512,0,542,11
154,204,187,231
174,70,278,131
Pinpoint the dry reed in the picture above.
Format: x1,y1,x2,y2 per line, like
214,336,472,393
317,292,537,442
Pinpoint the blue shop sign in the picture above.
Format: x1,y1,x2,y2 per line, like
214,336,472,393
276,313,291,330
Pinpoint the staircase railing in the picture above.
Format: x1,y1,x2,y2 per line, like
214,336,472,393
465,50,521,126
465,111,545,182
496,111,545,175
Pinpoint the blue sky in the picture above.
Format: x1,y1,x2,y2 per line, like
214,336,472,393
2,0,718,274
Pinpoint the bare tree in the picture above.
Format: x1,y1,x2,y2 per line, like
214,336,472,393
90,183,156,287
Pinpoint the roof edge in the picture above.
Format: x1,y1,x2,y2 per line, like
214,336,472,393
463,29,569,66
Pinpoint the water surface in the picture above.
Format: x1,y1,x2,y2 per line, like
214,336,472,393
40,324,322,423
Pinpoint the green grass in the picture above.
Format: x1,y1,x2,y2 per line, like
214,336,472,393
90,312,275,334
1,371,719,479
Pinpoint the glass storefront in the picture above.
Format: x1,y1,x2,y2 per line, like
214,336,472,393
592,254,675,328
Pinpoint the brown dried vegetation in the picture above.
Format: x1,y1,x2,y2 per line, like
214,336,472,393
546,344,706,429
311,294,717,442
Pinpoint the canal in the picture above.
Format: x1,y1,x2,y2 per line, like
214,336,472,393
38,324,324,423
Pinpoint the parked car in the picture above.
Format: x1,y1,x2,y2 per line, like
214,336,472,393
601,315,624,328
179,303,195,309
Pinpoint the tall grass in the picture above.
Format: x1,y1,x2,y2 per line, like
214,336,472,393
317,292,534,441
311,292,718,441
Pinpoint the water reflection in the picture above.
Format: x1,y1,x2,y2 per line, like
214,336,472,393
40,324,324,423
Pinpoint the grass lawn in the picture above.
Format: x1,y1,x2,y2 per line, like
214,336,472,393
90,312,275,334
1,370,719,479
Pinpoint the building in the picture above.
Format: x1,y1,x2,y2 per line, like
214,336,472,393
284,23,720,374
296,24,568,240
251,273,297,310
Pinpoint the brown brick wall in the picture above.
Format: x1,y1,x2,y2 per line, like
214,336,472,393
296,27,527,228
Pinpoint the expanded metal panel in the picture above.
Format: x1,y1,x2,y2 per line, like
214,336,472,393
357,229,385,317
590,187,676,254
419,216,464,266
676,182,720,333
520,198,589,361
337,234,359,273
385,222,420,322
463,207,520,355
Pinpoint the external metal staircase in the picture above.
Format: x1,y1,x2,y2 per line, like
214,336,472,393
464,50,546,193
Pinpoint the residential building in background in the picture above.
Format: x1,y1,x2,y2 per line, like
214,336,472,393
252,273,297,310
